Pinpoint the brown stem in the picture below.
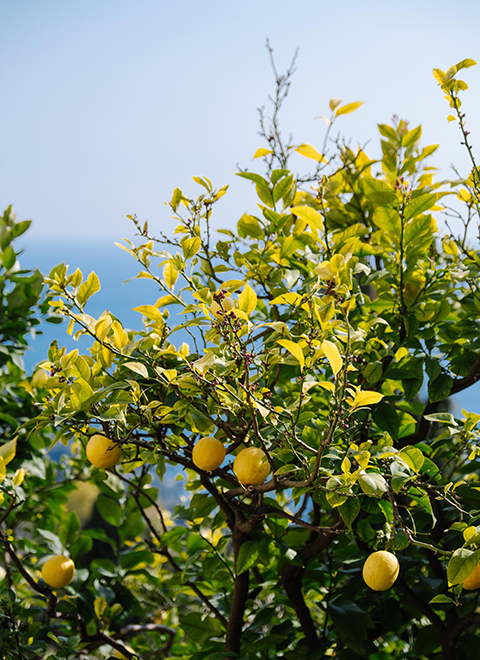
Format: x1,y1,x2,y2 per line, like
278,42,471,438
225,513,251,656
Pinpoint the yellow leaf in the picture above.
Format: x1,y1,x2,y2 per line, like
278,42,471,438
395,347,409,362
163,261,178,289
112,320,129,350
447,115,456,122
321,340,343,377
0,456,5,483
94,314,112,341
132,304,165,326
458,189,472,203
0,439,17,466
238,284,257,315
317,381,336,393
13,468,26,487
295,143,328,163
253,147,273,159
290,206,323,232
432,68,446,84
270,292,303,306
351,390,384,409
277,339,305,371
329,97,343,111
335,101,364,117
341,457,351,474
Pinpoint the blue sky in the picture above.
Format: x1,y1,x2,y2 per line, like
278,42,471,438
1,0,480,245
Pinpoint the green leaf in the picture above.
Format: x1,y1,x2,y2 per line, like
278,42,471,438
123,361,149,378
97,495,123,527
256,184,274,208
77,272,100,306
402,125,422,149
371,401,400,439
180,612,224,642
339,498,360,528
1,246,16,269
236,540,259,574
238,214,264,239
424,412,457,426
58,511,80,547
397,446,424,472
429,594,455,605
358,472,387,497
428,372,453,403
236,171,270,188
290,206,323,231
447,548,480,586
363,178,396,207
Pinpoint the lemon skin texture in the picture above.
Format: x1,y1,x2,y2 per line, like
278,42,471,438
233,447,271,486
86,434,122,468
463,562,480,590
42,555,75,589
362,551,399,591
192,437,226,471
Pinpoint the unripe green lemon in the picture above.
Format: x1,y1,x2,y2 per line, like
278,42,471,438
42,555,75,589
463,562,480,590
192,437,226,471
86,434,122,468
233,447,271,486
362,550,399,591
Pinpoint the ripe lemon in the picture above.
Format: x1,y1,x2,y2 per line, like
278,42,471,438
362,550,399,591
233,447,271,486
463,562,480,590
192,436,226,471
42,555,75,589
86,434,122,468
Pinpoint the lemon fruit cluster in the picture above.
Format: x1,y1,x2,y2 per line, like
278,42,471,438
362,551,399,591
86,434,122,468
233,447,270,486
42,555,75,589
192,436,226,471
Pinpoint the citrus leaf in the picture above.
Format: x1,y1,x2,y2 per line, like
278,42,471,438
321,340,343,377
277,339,304,371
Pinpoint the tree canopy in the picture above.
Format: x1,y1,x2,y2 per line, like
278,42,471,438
2,57,480,660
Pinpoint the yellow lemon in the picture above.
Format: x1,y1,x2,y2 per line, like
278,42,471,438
362,550,399,591
86,434,122,468
463,562,480,590
192,437,226,471
233,447,270,486
42,555,75,589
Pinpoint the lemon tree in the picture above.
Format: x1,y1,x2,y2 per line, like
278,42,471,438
5,56,480,659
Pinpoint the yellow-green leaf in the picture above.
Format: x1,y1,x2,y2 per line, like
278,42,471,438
290,206,323,232
335,101,364,117
351,390,384,409
163,261,178,289
321,340,343,377
181,236,201,259
238,284,257,315
295,143,327,163
253,147,273,159
112,320,129,350
432,68,446,84
277,339,304,371
95,314,112,341
0,456,5,483
0,439,16,466
13,468,26,487
132,304,165,326
270,292,303,306
77,272,100,306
